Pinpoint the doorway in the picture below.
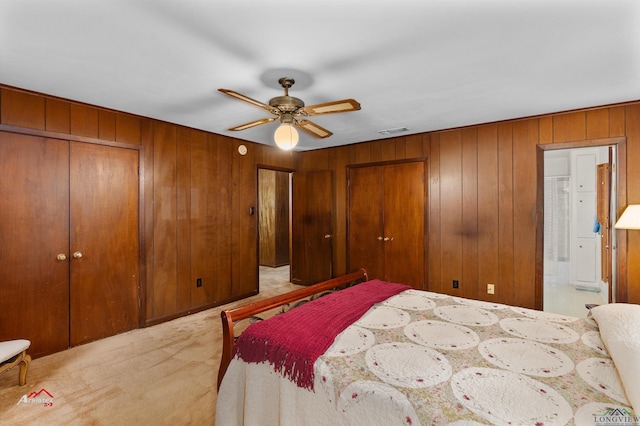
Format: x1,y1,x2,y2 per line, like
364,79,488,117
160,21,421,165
541,145,615,317
536,138,626,317
257,167,293,290
256,167,335,289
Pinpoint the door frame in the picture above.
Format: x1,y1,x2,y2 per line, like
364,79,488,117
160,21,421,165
535,136,627,309
0,123,146,329
256,164,295,290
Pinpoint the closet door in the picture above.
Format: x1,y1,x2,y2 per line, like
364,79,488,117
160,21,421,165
348,161,425,288
0,133,70,357
347,166,384,279
69,142,140,346
0,135,140,355
383,162,425,288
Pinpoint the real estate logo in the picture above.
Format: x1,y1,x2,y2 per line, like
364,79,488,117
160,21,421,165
594,407,640,426
17,388,54,407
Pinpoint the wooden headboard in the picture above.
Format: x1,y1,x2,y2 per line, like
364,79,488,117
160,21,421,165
217,268,368,390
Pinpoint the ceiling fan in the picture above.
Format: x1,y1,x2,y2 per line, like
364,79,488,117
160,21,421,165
218,77,361,149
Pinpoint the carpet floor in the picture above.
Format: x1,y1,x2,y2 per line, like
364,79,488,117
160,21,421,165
0,266,297,425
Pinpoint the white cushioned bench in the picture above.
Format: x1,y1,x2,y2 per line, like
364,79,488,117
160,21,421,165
0,340,31,386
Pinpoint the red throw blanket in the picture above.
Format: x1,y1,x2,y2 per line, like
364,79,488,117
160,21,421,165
233,279,411,390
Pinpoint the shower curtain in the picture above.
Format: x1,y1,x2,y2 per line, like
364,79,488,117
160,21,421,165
544,176,570,281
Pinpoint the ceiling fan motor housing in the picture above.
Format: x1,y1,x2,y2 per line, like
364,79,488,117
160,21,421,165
269,95,305,113
269,77,305,113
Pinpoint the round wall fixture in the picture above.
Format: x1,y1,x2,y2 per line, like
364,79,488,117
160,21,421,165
238,144,247,155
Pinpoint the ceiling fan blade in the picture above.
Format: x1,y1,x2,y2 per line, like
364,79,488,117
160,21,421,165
229,117,276,131
296,119,333,138
218,88,277,113
301,99,361,115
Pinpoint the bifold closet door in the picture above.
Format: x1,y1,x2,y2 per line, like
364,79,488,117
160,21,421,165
0,133,70,357
348,161,425,288
69,142,140,346
0,135,140,355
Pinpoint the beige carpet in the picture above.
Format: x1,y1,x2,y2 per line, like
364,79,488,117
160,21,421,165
0,266,298,426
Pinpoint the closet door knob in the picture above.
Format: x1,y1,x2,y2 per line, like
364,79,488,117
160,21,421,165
56,253,67,261
377,236,384,241
73,251,83,259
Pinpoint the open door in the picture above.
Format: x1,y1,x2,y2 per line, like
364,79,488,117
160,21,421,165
290,170,333,285
597,149,614,302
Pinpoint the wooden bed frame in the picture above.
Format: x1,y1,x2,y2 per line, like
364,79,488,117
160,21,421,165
217,268,369,390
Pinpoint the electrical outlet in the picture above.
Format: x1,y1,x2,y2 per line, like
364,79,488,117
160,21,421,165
196,278,202,288
487,283,495,295
453,279,459,289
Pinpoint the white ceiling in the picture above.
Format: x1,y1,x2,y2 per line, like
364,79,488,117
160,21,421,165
2,0,639,151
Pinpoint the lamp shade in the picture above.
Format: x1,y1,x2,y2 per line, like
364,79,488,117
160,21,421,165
614,204,640,230
274,123,299,150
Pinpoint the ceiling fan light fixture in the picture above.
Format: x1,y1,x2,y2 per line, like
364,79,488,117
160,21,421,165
274,122,299,150
219,76,360,146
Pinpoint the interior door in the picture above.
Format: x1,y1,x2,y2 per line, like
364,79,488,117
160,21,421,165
383,161,425,288
290,170,333,285
69,142,140,346
347,166,385,280
0,133,70,357
597,157,613,300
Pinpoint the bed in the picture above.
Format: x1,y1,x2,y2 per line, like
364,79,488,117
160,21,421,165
216,269,640,425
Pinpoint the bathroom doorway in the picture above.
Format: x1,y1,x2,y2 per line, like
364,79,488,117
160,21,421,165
541,145,615,317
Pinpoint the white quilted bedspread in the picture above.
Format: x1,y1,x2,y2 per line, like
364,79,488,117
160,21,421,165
216,290,640,425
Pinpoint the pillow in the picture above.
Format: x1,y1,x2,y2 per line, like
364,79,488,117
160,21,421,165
590,303,640,414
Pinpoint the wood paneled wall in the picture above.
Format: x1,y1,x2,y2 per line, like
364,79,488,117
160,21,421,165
298,105,640,307
0,86,296,328
2,84,639,326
